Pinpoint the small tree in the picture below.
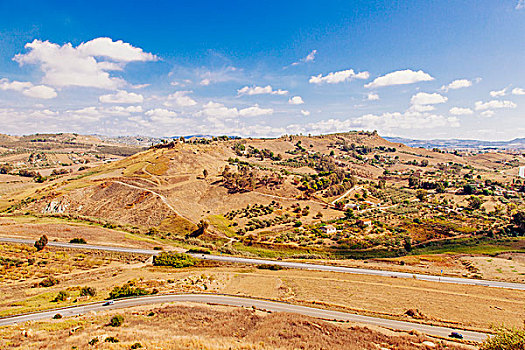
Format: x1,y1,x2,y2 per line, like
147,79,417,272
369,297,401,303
34,235,48,251
512,211,525,234
53,290,69,302
109,314,124,327
80,286,96,297
467,196,484,210
416,189,427,202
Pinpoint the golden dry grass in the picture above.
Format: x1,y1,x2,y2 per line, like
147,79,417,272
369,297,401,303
0,303,472,350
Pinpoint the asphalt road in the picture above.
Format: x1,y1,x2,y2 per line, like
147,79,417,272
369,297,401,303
2,236,524,291
0,294,489,342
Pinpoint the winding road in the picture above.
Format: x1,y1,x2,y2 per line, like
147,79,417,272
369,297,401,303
1,237,524,290
0,294,489,342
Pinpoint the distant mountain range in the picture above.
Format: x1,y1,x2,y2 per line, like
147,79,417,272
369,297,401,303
384,137,525,150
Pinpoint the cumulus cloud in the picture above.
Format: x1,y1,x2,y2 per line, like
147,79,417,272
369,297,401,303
481,110,495,117
14,38,156,89
195,102,240,120
517,0,524,10
0,78,33,91
367,93,379,101
145,108,178,120
288,96,304,105
309,69,369,84
196,101,273,120
237,85,288,96
490,88,507,97
364,69,434,89
164,91,197,107
99,90,143,104
474,100,517,110
22,85,57,99
440,79,472,92
512,87,525,95
449,107,473,115
287,110,459,135
0,78,57,99
64,105,143,121
410,92,448,106
300,110,310,116
239,105,273,117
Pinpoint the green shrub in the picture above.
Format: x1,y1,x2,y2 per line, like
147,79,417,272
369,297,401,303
153,252,197,268
80,286,96,297
39,276,59,287
187,248,211,254
480,327,525,350
104,336,119,343
131,343,143,349
108,282,151,299
109,315,124,327
69,237,87,244
53,290,69,302
88,337,99,346
34,235,48,251
53,313,62,319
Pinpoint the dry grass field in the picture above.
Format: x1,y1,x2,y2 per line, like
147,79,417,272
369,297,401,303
0,303,473,350
0,244,522,332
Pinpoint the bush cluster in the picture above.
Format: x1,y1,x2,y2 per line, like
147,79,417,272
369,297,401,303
153,252,197,268
108,282,152,299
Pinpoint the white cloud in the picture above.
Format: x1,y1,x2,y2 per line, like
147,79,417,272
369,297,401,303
0,78,33,91
512,87,525,95
0,78,56,99
287,111,459,135
449,107,473,115
474,100,517,110
22,85,57,99
410,104,436,112
440,79,472,92
237,85,288,96
145,108,178,121
99,90,143,104
288,96,304,105
130,83,150,89
490,88,507,97
197,66,238,86
367,93,379,101
196,101,239,120
239,105,273,117
195,101,273,120
291,50,317,66
164,91,197,107
364,69,434,89
481,110,495,118
14,38,156,89
309,69,369,84
517,0,524,9
410,92,448,106
300,110,310,116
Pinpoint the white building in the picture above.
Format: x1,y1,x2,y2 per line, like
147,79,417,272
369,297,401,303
320,225,336,234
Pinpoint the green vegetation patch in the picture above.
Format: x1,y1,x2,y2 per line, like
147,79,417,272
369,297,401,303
153,252,197,268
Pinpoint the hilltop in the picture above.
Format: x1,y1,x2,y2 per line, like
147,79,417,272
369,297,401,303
0,130,522,262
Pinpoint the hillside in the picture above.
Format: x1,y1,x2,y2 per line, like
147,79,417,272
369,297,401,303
1,131,524,260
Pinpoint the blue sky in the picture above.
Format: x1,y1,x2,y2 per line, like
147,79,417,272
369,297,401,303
0,0,524,140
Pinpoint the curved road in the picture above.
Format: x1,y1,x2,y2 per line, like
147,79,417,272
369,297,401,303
1,237,524,291
0,294,488,342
